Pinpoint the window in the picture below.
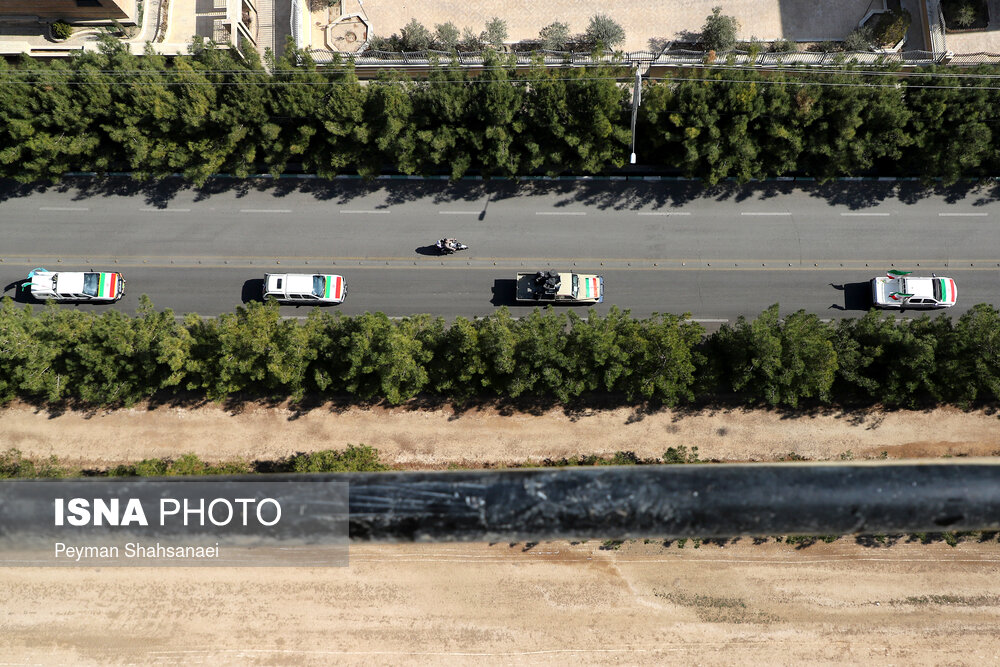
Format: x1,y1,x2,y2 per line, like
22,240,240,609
82,273,99,297
275,278,283,290
571,274,579,298
932,280,942,301
312,275,326,297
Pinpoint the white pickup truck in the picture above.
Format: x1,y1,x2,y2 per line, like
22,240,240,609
871,272,957,309
263,273,347,304
515,271,604,304
27,269,125,302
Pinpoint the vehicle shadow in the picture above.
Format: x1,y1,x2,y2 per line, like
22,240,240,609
2,279,39,304
415,245,443,256
828,281,873,311
241,278,264,304
490,279,518,307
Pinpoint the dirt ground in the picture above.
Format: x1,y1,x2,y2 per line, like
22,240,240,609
3,539,1000,665
3,401,1000,468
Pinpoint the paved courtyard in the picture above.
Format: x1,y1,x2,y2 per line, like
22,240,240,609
358,0,875,52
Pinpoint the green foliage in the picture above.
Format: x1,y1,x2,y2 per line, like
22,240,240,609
399,19,433,51
107,454,252,477
584,14,626,49
956,4,978,27
843,26,874,52
0,448,73,478
0,297,997,410
51,21,73,40
870,10,911,48
481,17,508,49
434,22,461,50
287,445,389,472
538,22,570,50
710,305,836,407
663,446,700,464
700,7,739,52
768,39,796,53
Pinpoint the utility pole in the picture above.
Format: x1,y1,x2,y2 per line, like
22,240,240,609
629,67,642,165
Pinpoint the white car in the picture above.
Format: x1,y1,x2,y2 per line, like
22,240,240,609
871,271,957,309
263,273,347,304
27,269,125,302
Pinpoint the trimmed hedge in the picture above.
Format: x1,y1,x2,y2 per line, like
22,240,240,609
2,297,999,409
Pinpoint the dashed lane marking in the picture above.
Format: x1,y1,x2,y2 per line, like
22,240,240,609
39,206,89,212
637,211,691,216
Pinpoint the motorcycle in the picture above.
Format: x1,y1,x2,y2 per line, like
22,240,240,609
436,238,469,254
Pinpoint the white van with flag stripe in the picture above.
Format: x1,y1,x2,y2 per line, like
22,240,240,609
263,273,347,305
26,269,125,302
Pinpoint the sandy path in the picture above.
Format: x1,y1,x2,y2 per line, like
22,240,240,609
2,402,999,468
3,539,1000,665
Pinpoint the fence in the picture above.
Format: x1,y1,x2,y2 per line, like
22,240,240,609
304,47,1000,70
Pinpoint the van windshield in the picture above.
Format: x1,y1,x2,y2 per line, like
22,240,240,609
312,275,326,297
82,273,99,297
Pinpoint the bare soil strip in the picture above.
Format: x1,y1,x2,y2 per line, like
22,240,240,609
2,402,999,468
3,539,1000,665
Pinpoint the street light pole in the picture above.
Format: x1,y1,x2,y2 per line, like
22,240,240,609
629,67,642,165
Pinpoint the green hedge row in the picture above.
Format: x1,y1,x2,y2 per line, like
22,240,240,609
2,297,999,409
3,37,1000,184
0,445,388,478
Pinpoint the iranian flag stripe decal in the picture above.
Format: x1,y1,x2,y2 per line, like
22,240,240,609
324,276,331,299
950,279,957,302
591,278,598,297
335,276,342,300
98,273,106,297
107,273,116,298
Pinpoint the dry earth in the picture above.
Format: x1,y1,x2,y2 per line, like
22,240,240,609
2,402,999,468
3,539,1000,665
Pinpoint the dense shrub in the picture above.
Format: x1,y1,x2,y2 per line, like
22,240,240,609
584,14,626,49
3,297,999,410
700,7,739,51
870,9,912,48
50,21,73,40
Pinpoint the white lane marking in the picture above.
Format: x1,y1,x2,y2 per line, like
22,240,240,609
741,212,791,216
341,209,390,214
240,209,291,213
439,211,482,215
939,212,988,217
638,211,691,216
840,212,890,217
39,206,89,211
691,318,729,323
536,211,586,216
140,208,191,212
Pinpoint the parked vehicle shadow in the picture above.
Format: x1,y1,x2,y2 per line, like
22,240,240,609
490,279,518,307
2,279,39,304
241,278,264,304
415,245,443,256
828,281,872,311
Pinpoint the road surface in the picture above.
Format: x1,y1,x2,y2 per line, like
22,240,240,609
2,177,998,319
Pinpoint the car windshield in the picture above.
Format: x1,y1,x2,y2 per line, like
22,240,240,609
571,274,579,298
82,273,99,297
932,279,942,301
312,275,326,297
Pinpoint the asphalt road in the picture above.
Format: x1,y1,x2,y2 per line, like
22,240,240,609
2,177,999,320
